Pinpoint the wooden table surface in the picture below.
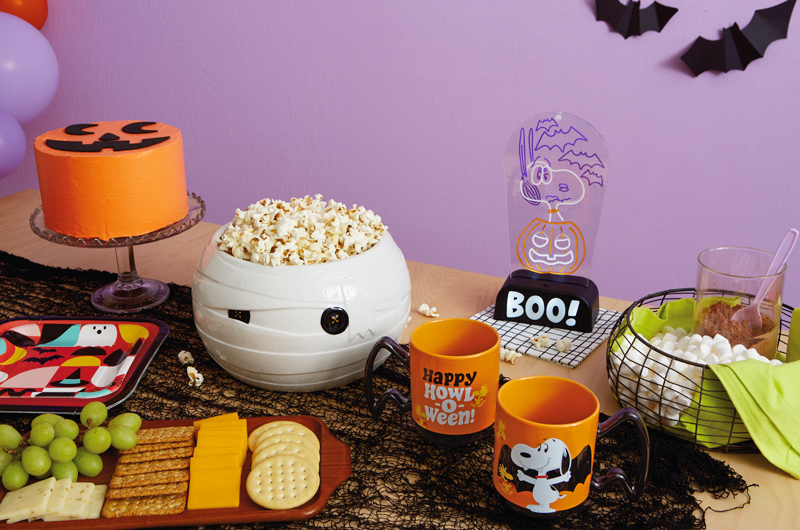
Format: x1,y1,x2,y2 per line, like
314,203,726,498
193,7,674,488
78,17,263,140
0,189,796,528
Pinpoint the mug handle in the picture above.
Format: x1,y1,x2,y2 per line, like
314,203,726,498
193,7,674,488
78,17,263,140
590,407,650,501
364,337,412,419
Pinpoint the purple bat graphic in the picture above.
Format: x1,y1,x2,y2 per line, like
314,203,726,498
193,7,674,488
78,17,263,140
535,118,558,133
581,170,604,187
559,150,605,171
535,127,587,153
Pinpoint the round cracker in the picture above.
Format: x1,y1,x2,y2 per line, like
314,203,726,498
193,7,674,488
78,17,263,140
255,432,318,456
246,454,320,510
247,421,312,451
253,422,320,452
252,441,319,469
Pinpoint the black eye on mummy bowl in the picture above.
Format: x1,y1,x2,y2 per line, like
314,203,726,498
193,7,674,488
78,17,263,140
321,307,349,335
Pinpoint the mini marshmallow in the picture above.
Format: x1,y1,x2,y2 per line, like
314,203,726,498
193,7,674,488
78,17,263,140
689,334,703,346
770,358,783,366
662,332,678,343
732,344,748,356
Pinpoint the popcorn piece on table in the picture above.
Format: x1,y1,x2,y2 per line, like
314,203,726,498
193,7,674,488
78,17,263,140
530,334,552,350
417,303,440,318
555,338,573,352
500,347,522,364
178,350,194,365
187,366,203,387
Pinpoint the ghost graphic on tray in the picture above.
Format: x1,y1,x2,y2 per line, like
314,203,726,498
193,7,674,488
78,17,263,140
516,116,606,275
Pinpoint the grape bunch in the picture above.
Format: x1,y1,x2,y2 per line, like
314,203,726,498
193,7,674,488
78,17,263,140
0,402,142,491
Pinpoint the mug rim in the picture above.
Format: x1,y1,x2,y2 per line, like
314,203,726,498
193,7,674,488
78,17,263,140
410,318,500,360
497,375,599,428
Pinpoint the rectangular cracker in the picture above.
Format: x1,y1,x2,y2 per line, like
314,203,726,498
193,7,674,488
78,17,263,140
104,481,188,499
100,492,187,518
113,457,190,476
119,440,193,454
117,446,194,463
135,426,195,444
109,470,190,489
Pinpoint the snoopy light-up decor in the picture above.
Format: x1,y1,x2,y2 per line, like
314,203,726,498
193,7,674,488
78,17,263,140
494,112,609,332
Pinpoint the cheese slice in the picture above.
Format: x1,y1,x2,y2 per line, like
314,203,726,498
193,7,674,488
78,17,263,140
187,466,241,510
193,412,240,430
0,477,55,523
41,482,94,521
27,478,72,522
85,484,107,519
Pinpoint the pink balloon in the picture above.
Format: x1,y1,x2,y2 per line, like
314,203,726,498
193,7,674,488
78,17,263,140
0,109,25,178
0,12,58,124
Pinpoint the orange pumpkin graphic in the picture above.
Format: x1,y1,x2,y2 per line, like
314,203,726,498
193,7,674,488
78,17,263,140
516,219,585,275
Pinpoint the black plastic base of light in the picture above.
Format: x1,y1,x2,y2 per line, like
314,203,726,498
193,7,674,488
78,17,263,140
493,270,599,332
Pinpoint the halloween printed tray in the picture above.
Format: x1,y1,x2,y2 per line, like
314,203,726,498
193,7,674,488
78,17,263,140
0,416,352,529
0,317,169,414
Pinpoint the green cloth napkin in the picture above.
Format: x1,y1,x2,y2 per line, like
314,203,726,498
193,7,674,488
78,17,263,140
710,360,800,479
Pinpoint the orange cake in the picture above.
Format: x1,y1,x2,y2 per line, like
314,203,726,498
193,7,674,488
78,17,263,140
34,121,188,240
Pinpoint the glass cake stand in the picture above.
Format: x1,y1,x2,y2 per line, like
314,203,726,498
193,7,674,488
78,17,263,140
30,193,206,314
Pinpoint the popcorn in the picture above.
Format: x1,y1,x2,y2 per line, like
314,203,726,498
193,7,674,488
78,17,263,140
217,195,386,266
530,334,552,350
187,366,203,387
418,303,440,318
500,347,522,364
178,350,194,365
555,338,573,352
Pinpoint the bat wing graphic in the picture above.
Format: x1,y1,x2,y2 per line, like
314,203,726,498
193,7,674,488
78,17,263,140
23,355,63,366
596,0,678,39
681,0,796,76
535,127,587,153
559,150,605,171
535,118,558,133
581,169,605,187
554,445,593,493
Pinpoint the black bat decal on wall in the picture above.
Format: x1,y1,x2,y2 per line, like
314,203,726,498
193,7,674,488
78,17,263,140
596,0,678,39
681,0,796,75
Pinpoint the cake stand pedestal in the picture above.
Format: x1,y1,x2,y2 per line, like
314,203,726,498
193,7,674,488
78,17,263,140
30,193,205,314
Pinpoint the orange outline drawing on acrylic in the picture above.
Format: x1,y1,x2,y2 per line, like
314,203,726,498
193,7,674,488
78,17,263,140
516,219,586,275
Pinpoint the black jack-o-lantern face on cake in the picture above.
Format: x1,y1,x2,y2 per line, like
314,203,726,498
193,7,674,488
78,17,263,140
45,121,171,153
34,120,188,240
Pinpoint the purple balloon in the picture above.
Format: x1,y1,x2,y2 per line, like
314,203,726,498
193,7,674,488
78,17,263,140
0,12,59,124
0,109,25,179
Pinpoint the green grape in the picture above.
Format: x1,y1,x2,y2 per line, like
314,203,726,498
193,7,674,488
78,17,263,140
0,425,22,450
48,437,77,463
2,461,28,491
0,451,14,477
53,419,79,441
107,424,137,450
108,412,142,433
80,402,108,428
74,447,102,478
82,427,111,454
50,460,78,482
29,422,55,447
31,413,64,428
21,445,50,476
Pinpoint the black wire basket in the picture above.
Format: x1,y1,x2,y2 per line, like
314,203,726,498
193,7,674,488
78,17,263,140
606,288,794,453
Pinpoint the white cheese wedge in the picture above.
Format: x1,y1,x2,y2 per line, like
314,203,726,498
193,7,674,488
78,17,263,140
0,477,55,523
85,484,106,519
26,477,72,522
41,482,94,521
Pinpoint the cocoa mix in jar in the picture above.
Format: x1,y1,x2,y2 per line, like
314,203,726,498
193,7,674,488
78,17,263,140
695,301,778,358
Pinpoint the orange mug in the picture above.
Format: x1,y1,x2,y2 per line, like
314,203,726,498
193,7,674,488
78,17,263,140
494,376,649,518
364,318,500,447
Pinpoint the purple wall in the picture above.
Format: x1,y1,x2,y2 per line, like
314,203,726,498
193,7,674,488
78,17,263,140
2,0,799,308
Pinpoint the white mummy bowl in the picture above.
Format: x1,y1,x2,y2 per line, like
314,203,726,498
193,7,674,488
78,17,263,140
192,225,411,392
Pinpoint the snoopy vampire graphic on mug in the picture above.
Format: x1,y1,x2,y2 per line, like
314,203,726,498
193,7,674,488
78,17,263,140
494,376,649,517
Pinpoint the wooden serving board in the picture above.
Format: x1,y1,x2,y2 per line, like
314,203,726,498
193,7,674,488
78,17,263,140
0,415,352,529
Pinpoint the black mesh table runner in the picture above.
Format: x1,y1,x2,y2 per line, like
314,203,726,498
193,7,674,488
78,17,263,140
0,250,752,529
